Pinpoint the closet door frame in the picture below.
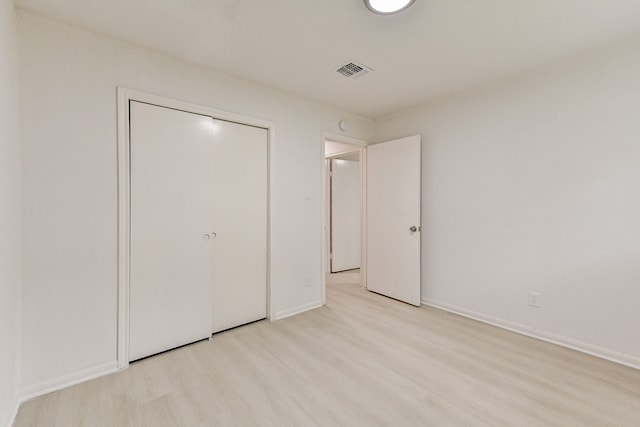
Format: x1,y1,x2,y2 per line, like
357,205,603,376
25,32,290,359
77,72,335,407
116,87,274,370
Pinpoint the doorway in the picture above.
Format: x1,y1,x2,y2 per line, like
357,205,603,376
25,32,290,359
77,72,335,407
323,137,367,299
329,153,360,273
322,134,422,308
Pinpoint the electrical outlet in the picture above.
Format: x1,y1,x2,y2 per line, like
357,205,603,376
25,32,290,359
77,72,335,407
304,276,312,287
528,291,542,308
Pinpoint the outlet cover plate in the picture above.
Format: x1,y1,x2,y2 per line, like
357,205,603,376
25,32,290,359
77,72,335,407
529,291,542,308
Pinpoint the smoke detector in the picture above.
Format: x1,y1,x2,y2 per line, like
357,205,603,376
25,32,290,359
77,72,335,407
336,61,373,80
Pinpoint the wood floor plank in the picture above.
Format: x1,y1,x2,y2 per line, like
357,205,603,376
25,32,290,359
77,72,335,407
14,271,640,426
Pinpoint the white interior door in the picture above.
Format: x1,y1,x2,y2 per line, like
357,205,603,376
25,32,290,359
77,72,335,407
331,158,361,272
129,101,215,361
211,120,267,333
366,135,421,306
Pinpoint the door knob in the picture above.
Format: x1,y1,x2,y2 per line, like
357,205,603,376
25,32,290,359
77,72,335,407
409,226,419,232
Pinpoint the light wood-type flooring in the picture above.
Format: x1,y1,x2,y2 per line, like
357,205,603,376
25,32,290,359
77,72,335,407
15,270,640,426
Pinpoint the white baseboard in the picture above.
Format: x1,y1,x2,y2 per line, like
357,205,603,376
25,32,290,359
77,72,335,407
274,300,323,321
422,298,640,370
18,360,118,403
1,395,20,427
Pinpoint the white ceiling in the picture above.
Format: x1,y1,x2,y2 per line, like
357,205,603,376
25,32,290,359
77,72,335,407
15,0,640,118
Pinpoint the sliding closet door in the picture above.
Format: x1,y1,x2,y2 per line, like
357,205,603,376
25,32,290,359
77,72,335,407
129,101,215,361
211,120,267,333
129,100,268,360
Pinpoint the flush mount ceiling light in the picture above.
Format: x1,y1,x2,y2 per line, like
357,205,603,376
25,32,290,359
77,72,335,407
364,0,416,15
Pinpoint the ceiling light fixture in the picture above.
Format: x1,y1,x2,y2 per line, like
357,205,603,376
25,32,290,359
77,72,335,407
364,0,415,15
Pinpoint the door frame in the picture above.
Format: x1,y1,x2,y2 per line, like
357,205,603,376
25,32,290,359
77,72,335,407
321,133,368,305
116,87,274,369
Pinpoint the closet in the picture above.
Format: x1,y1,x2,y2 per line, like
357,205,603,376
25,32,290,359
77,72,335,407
128,101,267,361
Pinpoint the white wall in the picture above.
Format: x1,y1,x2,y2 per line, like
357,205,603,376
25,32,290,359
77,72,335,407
0,1,21,425
18,12,373,393
376,36,640,366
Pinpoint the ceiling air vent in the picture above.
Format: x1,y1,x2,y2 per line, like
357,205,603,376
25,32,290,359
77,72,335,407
336,61,373,79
